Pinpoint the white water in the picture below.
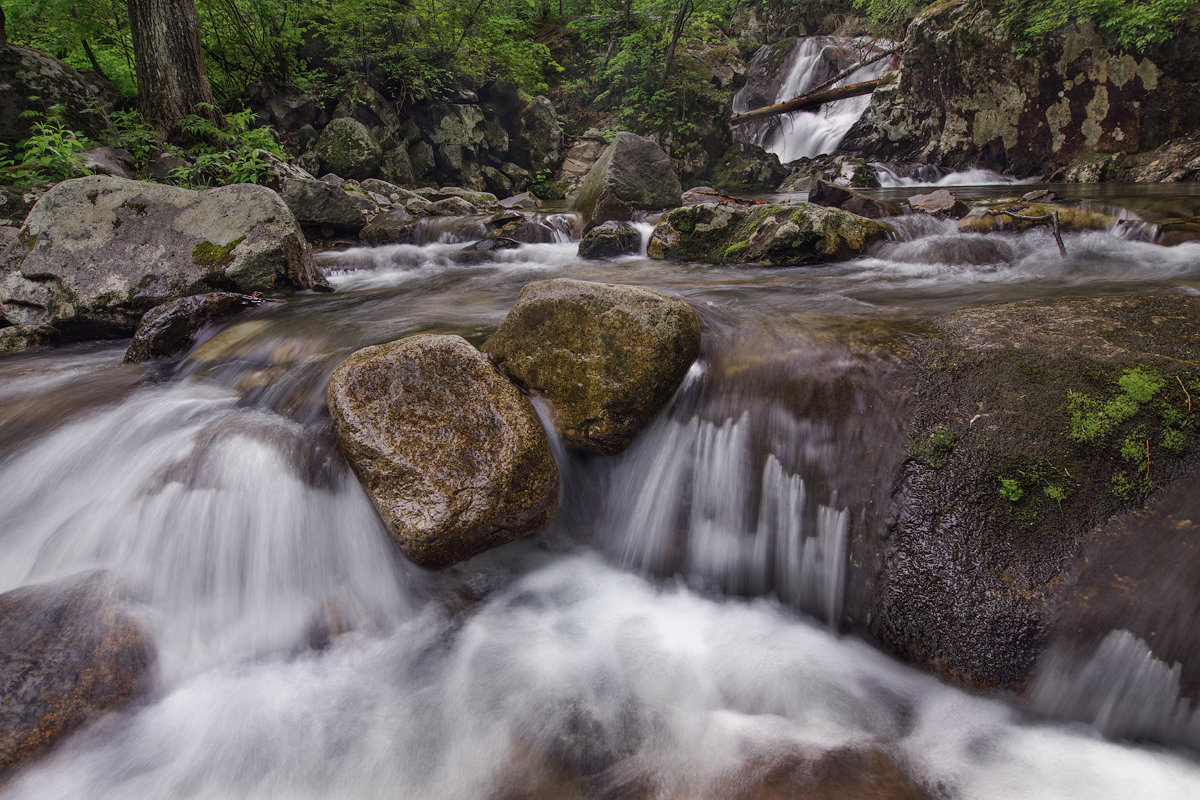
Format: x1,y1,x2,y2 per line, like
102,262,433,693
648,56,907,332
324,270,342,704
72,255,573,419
3,218,1200,796
874,165,1031,187
734,37,894,163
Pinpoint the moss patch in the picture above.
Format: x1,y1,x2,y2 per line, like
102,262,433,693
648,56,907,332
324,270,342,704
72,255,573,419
192,236,245,268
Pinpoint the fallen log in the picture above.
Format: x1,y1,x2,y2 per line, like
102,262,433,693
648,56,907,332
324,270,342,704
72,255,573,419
730,78,882,126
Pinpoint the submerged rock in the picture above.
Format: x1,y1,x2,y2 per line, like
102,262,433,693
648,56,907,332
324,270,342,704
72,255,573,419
577,220,642,259
0,176,325,350
648,202,890,265
327,334,560,568
0,571,156,778
571,132,682,230
482,279,701,455
124,292,276,363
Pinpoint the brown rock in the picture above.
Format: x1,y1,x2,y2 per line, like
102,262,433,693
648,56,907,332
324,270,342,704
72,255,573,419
809,180,900,219
327,334,560,568
907,189,969,219
0,571,156,779
483,279,701,455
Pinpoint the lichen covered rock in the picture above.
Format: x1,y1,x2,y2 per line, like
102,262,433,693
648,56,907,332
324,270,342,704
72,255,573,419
648,202,890,265
957,200,1117,234
310,118,383,181
327,334,560,568
482,279,701,455
0,176,324,349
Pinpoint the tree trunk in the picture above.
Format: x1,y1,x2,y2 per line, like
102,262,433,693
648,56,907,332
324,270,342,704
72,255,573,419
127,0,219,132
729,79,883,126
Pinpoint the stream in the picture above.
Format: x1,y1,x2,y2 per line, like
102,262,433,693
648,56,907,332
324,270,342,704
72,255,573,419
2,188,1200,797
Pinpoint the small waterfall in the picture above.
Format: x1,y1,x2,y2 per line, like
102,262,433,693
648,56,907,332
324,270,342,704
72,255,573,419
598,411,848,626
734,37,893,163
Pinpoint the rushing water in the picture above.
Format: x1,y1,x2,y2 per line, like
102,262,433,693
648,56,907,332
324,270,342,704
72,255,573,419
2,195,1200,797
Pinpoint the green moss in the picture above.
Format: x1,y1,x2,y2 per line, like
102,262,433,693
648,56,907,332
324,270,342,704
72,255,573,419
908,425,958,469
723,241,749,260
192,236,245,267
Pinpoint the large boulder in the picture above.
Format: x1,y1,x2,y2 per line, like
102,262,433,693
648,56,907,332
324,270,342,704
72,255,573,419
276,176,369,231
849,295,1200,692
0,571,156,778
327,334,560,568
571,132,682,230
777,154,881,193
0,175,325,348
513,95,561,172
0,45,115,147
482,279,701,455
708,142,788,194
310,118,382,180
648,202,890,265
124,291,276,363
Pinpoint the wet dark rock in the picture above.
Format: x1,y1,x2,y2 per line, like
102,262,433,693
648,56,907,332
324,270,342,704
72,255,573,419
513,95,561,172
571,132,682,231
455,237,522,263
854,295,1200,690
577,220,641,259
79,147,136,179
124,292,276,363
482,279,701,455
648,202,890,265
358,208,417,245
148,152,190,182
708,141,788,194
310,118,382,181
0,571,156,778
0,176,325,352
327,334,560,568
486,210,558,243
277,177,368,231
808,179,900,219
777,154,880,192
1156,217,1200,246
907,189,970,219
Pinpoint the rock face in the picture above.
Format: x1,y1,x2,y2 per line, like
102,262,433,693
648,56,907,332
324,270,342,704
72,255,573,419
124,292,274,363
0,176,324,348
571,132,683,230
327,334,560,568
310,118,383,180
482,279,701,455
849,295,1200,690
648,202,890,265
842,2,1200,177
777,154,881,192
708,142,789,194
577,221,642,259
0,571,156,778
0,45,115,147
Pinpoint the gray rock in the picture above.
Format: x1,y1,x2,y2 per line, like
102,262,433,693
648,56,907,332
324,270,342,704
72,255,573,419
277,177,366,230
311,118,382,181
80,147,136,179
708,142,788,194
577,220,642,259
907,189,970,219
359,208,416,245
482,279,701,454
571,132,682,230
0,176,325,348
0,571,156,778
513,95,561,171
499,191,541,209
149,151,191,182
327,334,560,568
0,45,114,147
124,291,276,363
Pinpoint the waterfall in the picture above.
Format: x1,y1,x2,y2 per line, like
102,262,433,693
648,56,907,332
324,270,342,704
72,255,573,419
734,36,893,163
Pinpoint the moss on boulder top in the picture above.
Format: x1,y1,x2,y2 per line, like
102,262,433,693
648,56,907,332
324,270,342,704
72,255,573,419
648,202,890,265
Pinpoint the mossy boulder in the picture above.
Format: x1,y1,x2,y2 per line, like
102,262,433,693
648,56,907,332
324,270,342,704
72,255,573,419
0,571,156,779
310,118,383,181
708,141,788,194
482,279,701,455
851,295,1200,691
327,334,560,568
570,132,682,230
958,200,1118,234
576,220,642,259
0,176,325,350
648,202,890,265
777,154,880,193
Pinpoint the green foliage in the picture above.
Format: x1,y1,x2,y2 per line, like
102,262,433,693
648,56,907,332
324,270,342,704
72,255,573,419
998,476,1023,502
852,0,923,28
0,106,93,184
168,105,284,187
1066,367,1164,444
908,425,957,469
996,0,1200,53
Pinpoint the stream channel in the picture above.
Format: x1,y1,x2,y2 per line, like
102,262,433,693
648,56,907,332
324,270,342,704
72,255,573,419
2,177,1200,797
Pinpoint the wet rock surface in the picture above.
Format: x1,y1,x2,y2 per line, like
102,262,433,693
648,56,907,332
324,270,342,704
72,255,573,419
0,177,324,351
571,132,682,230
124,292,276,363
648,202,890,265
577,220,642,259
0,570,156,779
851,295,1200,690
482,279,701,455
808,179,899,219
327,334,560,568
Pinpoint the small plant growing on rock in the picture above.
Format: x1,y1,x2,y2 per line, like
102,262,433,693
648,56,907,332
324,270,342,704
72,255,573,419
998,476,1023,502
